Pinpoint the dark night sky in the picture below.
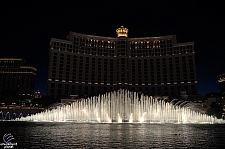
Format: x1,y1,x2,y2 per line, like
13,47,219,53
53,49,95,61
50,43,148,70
1,1,225,96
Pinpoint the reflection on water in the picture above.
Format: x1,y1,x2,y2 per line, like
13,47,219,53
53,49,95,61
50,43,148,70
0,122,225,148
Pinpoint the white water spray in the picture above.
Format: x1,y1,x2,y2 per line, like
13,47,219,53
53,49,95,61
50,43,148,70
18,89,224,124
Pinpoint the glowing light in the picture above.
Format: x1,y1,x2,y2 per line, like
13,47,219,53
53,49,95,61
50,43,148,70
116,26,128,37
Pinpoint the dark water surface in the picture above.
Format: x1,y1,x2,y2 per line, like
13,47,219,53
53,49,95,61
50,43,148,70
0,122,225,148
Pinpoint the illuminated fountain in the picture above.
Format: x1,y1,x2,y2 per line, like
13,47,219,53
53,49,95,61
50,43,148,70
0,111,22,120
18,89,224,124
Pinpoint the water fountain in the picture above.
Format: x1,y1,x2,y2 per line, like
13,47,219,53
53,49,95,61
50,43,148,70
18,89,224,124
0,111,3,120
0,111,23,120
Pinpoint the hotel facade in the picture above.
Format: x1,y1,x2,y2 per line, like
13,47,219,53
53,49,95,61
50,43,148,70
0,58,37,99
47,26,198,99
218,73,225,96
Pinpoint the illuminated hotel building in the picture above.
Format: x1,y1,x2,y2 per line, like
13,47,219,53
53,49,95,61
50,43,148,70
47,26,198,98
0,58,37,99
218,73,225,95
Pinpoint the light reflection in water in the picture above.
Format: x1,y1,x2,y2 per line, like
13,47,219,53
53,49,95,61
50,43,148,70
0,122,225,148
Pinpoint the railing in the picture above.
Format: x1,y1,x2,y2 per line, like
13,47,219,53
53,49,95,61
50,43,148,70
0,106,44,110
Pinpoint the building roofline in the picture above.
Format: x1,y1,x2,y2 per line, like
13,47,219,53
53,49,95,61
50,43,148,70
69,31,116,40
50,38,73,45
173,42,194,47
0,58,23,61
128,35,176,40
20,66,37,71
69,31,177,40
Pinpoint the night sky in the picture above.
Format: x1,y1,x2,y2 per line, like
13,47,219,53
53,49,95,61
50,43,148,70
1,1,225,96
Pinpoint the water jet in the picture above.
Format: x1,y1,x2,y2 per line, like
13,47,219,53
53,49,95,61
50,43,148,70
18,89,224,124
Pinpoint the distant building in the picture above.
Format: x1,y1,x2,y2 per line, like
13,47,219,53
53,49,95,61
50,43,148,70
218,73,225,116
34,90,42,99
47,26,198,99
218,73,225,96
0,58,37,100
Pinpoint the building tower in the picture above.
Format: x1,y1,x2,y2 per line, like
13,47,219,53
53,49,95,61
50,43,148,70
116,26,129,37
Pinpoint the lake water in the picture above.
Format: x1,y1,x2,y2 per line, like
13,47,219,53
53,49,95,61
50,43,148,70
0,122,225,148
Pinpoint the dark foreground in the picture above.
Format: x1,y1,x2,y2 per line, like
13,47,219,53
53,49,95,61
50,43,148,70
0,121,225,148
